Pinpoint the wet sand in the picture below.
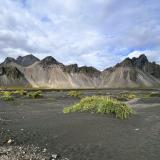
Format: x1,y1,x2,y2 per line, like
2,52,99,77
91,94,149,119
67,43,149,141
0,90,160,160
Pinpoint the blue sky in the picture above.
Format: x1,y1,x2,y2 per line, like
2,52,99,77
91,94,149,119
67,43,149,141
0,0,159,69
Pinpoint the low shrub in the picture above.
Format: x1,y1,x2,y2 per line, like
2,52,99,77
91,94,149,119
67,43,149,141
149,92,160,97
2,91,13,96
113,93,136,101
0,91,14,101
126,93,136,99
0,91,3,95
63,96,133,119
67,91,83,98
27,91,43,99
14,90,27,96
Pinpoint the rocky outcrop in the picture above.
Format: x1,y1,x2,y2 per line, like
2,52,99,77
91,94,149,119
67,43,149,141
142,61,160,79
63,64,79,73
133,54,148,69
63,64,100,77
79,66,101,77
2,57,17,65
39,56,62,67
0,66,29,87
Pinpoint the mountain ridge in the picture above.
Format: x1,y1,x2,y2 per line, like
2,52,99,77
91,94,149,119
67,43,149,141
0,54,160,88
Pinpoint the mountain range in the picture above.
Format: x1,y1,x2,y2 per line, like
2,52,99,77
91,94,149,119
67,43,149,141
0,54,160,88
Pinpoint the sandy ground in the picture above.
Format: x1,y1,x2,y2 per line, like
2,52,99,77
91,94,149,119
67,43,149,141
0,90,160,160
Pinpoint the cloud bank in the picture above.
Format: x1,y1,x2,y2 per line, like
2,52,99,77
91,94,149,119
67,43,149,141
0,0,159,69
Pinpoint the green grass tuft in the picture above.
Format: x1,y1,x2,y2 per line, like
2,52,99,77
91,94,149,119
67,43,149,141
67,91,83,98
0,91,14,101
27,91,43,99
14,89,27,96
113,93,136,101
63,96,134,119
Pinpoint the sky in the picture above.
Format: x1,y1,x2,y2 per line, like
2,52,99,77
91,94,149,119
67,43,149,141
0,0,160,70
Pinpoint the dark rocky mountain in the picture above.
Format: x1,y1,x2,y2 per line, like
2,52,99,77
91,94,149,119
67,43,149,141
40,56,63,67
1,54,39,67
63,64,100,77
114,54,160,78
102,54,160,88
133,54,148,69
16,54,40,66
113,54,148,68
2,57,17,65
0,54,160,88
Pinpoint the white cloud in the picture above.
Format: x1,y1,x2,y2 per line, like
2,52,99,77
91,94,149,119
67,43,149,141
0,0,159,69
2,48,29,57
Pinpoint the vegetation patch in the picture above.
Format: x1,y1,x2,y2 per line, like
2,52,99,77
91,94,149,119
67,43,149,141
113,93,136,101
149,92,160,97
67,91,83,98
27,91,43,99
0,91,14,101
14,89,27,96
63,96,133,119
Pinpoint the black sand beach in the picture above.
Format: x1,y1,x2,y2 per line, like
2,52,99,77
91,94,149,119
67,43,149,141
0,90,160,160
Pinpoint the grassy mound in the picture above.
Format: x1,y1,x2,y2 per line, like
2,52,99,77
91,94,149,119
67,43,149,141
67,91,83,98
0,91,14,101
63,96,133,119
27,91,43,99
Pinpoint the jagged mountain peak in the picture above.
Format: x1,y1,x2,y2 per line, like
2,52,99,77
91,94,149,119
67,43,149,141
116,54,148,68
1,54,40,67
119,58,133,67
3,57,16,65
17,54,36,60
16,54,40,66
138,54,148,61
40,56,62,66
132,54,148,69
